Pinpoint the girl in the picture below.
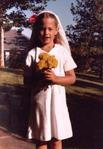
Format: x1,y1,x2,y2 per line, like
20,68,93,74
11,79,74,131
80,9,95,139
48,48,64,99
25,10,77,149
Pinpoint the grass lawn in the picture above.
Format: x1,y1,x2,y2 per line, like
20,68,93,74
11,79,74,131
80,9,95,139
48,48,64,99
0,68,103,98
66,82,103,98
66,76,103,100
0,68,23,86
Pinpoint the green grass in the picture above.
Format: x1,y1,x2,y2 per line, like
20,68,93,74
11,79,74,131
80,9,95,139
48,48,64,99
66,85,103,97
0,68,23,86
0,68,103,98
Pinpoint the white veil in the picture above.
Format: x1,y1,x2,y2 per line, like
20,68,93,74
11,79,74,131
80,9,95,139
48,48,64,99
38,10,71,54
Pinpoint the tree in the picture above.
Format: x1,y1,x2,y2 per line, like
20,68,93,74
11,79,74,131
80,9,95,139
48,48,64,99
66,0,103,75
0,0,54,67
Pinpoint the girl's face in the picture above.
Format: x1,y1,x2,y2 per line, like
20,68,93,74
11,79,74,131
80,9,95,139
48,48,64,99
38,17,58,46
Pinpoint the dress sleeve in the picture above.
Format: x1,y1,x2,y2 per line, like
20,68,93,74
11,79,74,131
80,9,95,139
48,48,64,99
63,48,77,71
24,51,34,86
26,52,32,67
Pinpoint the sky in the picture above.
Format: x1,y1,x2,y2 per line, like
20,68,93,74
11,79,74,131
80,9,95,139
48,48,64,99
17,0,76,29
10,0,76,38
8,0,76,28
7,0,76,28
45,0,75,29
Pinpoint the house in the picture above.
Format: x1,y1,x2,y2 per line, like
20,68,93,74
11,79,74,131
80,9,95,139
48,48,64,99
4,27,30,68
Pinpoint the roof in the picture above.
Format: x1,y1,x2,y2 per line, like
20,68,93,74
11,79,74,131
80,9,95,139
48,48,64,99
4,28,30,51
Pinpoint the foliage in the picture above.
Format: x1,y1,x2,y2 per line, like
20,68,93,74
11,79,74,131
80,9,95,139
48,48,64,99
0,0,49,12
66,0,103,56
6,11,27,27
0,0,53,27
66,0,103,78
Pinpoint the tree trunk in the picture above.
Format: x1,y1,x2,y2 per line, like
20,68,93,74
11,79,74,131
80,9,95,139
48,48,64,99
99,61,103,79
0,25,5,67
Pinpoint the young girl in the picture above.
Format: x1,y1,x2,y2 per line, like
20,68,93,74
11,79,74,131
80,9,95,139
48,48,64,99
25,10,77,149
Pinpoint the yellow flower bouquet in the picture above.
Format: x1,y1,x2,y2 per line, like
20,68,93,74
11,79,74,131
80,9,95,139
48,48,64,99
33,53,58,91
37,53,58,70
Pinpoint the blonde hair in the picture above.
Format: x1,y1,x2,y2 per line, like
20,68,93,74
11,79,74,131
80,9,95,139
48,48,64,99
30,12,63,49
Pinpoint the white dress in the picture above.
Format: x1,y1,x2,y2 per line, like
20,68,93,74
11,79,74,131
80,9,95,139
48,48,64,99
26,44,77,141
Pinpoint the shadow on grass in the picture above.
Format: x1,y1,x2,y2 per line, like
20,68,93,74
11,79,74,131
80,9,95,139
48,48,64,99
75,80,103,90
0,84,30,138
0,67,23,75
63,93,103,149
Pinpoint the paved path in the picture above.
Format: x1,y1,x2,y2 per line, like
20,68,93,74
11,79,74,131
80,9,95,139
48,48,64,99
0,128,35,149
0,128,71,149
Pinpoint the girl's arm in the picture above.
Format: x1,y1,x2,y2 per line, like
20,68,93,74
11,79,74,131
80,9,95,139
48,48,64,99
44,69,76,86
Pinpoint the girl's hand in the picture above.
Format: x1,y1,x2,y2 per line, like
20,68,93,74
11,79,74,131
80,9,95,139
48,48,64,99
43,69,76,86
43,69,57,83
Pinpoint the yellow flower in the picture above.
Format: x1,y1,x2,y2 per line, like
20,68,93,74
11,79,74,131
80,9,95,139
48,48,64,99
47,56,58,68
37,53,58,70
39,53,49,60
37,60,47,69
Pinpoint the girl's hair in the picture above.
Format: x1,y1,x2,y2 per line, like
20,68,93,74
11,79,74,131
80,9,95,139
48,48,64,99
29,12,63,49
